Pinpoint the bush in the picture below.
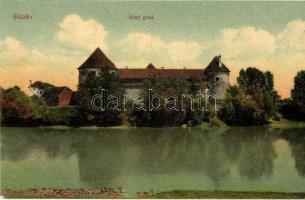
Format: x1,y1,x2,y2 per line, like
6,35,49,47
218,86,269,126
1,86,49,126
279,70,305,121
209,117,227,128
47,106,79,126
278,100,305,121
127,76,208,127
76,69,125,126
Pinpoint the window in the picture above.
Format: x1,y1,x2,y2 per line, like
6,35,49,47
216,77,220,82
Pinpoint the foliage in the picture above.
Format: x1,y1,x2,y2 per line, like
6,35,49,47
32,81,55,90
218,67,279,126
1,86,49,126
128,76,209,127
291,70,305,107
47,106,78,126
209,117,227,128
76,69,125,126
218,86,268,125
237,67,279,117
279,70,305,121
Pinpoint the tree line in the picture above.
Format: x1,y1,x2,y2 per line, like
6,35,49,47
1,68,305,127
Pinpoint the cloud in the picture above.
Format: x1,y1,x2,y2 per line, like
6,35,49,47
277,19,305,52
117,32,203,67
2,18,305,98
55,14,108,51
0,36,82,93
218,26,277,61
119,32,166,53
167,41,202,65
2,36,26,54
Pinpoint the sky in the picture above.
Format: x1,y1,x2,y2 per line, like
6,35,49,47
1,0,305,97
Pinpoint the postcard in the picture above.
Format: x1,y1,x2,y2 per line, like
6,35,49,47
0,0,305,198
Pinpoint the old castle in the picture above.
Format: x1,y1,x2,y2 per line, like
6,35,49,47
78,48,230,100
29,47,230,106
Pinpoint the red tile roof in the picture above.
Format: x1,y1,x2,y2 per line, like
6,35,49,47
204,55,230,73
78,48,230,80
146,63,156,69
78,48,116,69
118,68,205,80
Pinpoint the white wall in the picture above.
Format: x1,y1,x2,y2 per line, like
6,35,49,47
214,72,229,100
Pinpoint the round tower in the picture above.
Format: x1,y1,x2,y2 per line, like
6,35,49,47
203,55,230,101
78,47,117,86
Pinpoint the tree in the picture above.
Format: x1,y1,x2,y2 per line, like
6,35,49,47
237,67,266,91
291,70,305,111
279,70,305,121
76,69,125,126
237,67,278,118
1,86,49,125
218,86,268,125
128,76,209,127
218,67,279,125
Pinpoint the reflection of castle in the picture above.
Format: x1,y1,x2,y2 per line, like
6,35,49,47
78,48,230,100
2,127,305,192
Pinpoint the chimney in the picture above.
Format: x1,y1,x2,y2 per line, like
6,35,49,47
29,80,32,87
218,55,222,67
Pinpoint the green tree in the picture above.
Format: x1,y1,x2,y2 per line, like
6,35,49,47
76,69,125,126
237,67,266,91
218,86,268,125
129,76,208,127
279,70,305,121
220,67,279,125
291,70,305,111
1,86,49,125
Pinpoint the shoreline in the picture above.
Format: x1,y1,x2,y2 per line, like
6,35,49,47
2,120,305,130
1,189,305,199
145,190,305,199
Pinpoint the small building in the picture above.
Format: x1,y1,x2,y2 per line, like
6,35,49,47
42,86,73,106
78,47,230,100
29,81,74,106
28,81,55,97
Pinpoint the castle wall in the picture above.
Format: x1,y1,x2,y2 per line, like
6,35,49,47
213,72,229,100
78,68,230,101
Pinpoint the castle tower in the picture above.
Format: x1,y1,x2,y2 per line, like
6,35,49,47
204,55,230,100
78,47,117,86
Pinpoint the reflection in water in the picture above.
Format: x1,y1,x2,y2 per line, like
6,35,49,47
281,128,305,176
76,133,125,186
222,128,276,180
1,127,305,193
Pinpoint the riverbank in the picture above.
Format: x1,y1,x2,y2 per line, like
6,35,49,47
269,119,305,129
0,188,124,198
143,190,305,199
1,189,305,198
2,118,305,131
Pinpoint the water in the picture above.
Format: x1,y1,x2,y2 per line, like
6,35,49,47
1,127,305,196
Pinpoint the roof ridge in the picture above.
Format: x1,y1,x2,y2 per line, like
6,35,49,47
78,47,116,69
204,55,230,73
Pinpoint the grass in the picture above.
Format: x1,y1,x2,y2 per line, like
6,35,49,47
144,190,305,199
270,118,305,129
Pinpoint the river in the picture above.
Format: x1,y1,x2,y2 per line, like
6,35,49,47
1,127,305,196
